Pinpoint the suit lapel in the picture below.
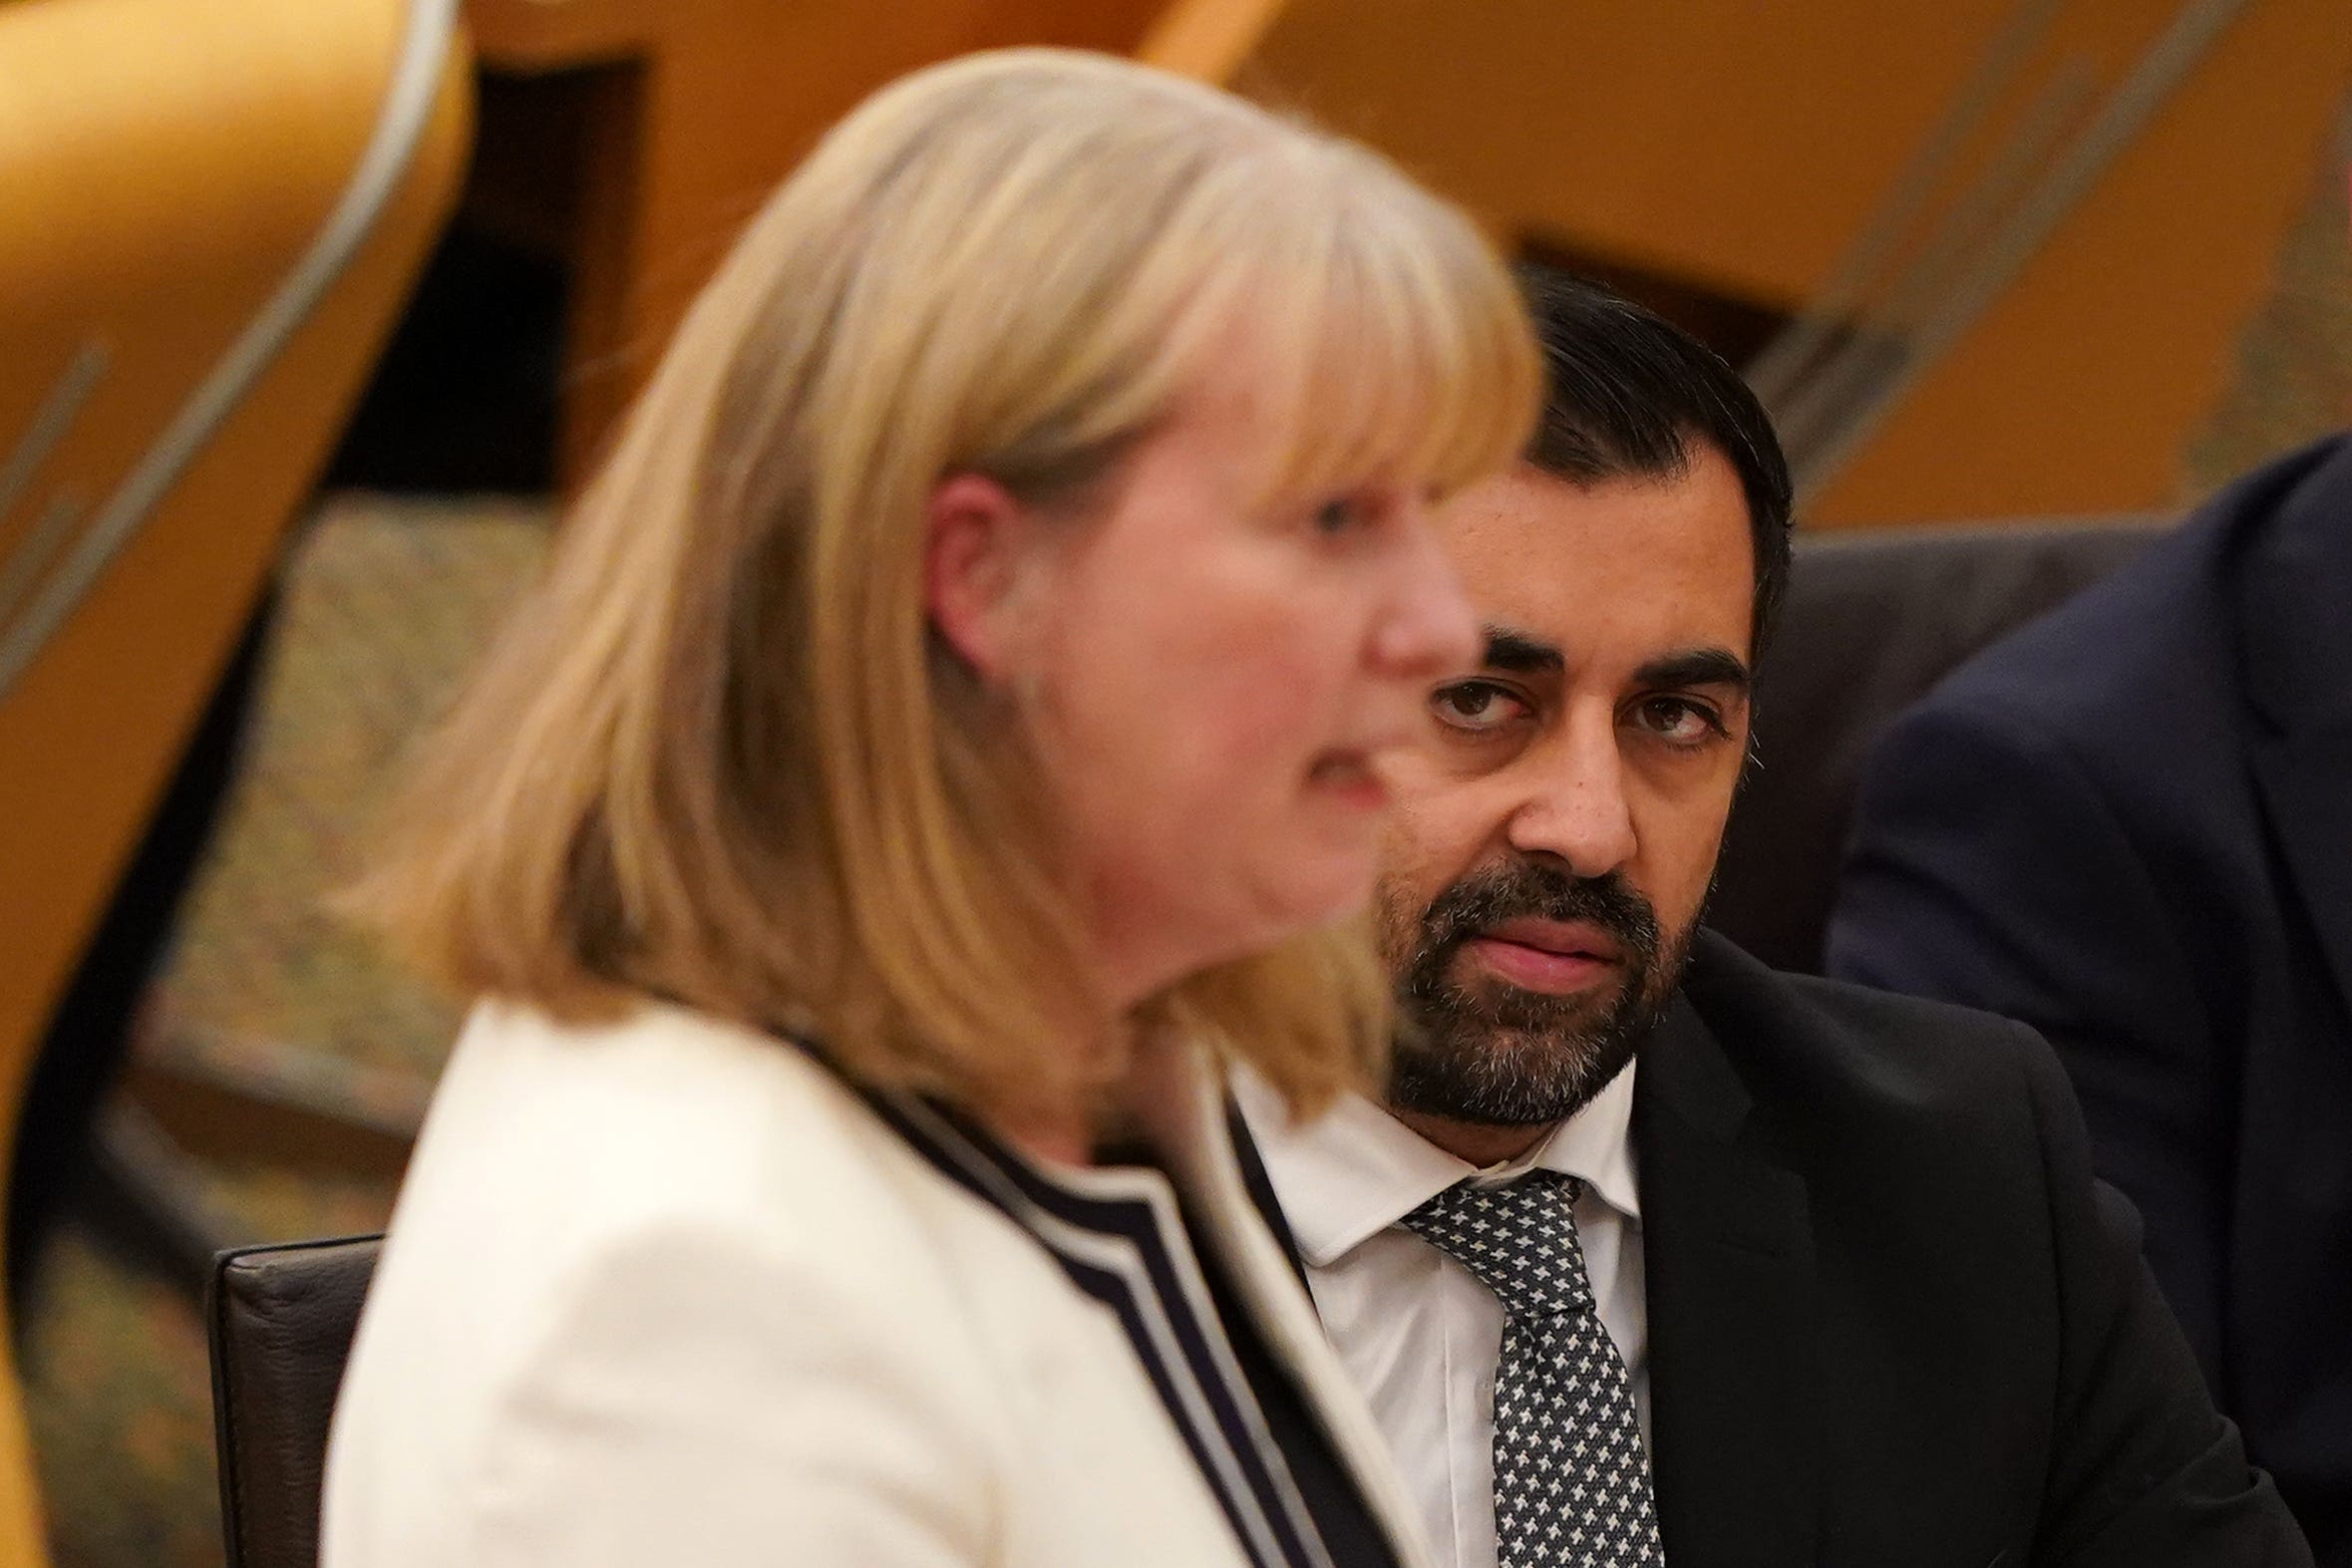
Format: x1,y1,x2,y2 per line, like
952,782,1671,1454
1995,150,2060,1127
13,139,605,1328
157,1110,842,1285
1147,1044,1436,1568
2249,728,2352,1026
1227,1103,1315,1295
1636,993,1820,1568
2237,437,2352,1030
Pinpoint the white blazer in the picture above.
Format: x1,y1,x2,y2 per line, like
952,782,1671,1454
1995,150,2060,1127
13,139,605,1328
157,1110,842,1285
321,1000,1429,1567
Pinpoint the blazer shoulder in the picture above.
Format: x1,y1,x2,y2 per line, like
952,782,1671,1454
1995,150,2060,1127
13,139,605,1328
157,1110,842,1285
1915,436,2348,735
1917,534,2208,735
379,1002,1054,1379
1679,932,2050,1141
331,1005,1050,1564
432,1001,943,1218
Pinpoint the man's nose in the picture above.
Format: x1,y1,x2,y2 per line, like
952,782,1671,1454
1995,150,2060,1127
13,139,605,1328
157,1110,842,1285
1367,501,1480,681
1504,711,1636,881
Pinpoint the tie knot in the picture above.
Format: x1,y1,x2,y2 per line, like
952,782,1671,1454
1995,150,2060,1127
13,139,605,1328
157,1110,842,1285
1401,1168,1597,1320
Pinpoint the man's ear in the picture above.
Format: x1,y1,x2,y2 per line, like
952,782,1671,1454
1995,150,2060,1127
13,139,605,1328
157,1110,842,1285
923,471,1040,683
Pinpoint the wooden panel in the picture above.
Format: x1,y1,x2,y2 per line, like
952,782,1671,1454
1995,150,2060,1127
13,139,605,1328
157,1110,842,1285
1240,0,2352,524
1139,0,1288,81
467,0,659,64
0,10,468,1144
1815,0,2352,523
0,4,470,1546
1246,0,2040,306
468,0,1176,480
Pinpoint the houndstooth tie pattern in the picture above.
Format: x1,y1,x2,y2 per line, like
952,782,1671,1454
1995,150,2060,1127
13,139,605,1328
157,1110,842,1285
1403,1170,1664,1568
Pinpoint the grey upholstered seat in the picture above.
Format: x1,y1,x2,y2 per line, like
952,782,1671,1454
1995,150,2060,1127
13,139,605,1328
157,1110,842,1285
1709,517,2164,974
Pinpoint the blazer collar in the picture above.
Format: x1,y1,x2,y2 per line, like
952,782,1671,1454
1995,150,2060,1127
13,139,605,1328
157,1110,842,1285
1140,1040,1436,1568
1634,987,1821,1568
2237,435,2352,1023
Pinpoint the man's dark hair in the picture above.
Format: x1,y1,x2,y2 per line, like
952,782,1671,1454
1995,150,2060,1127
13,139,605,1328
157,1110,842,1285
1515,266,1796,657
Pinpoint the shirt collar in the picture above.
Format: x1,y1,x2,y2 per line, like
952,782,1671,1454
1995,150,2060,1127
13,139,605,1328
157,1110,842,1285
1231,1059,1641,1270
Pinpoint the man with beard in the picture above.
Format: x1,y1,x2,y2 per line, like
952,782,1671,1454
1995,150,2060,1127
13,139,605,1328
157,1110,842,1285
1232,273,2309,1568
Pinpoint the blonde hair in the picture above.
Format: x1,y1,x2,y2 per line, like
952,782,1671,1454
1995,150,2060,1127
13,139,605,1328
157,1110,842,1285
357,49,1538,1123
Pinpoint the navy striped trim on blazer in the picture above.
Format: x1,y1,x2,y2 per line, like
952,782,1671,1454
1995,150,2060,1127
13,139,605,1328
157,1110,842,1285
864,1090,1350,1568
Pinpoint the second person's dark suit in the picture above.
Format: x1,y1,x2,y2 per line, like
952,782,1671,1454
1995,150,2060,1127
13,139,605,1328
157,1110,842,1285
1237,930,2311,1566
1831,434,2352,1562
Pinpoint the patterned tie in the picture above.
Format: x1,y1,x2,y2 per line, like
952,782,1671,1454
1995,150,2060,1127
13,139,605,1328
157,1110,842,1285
1403,1169,1663,1568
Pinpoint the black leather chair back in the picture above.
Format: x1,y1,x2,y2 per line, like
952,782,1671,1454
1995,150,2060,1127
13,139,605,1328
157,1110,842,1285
1709,518,2164,974
207,1234,382,1568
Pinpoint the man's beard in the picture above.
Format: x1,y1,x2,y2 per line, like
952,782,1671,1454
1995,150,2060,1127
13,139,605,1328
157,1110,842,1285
1381,859,1693,1128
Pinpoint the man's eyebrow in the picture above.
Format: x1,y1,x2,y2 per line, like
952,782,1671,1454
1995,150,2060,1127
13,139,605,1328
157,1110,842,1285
1633,646,1752,692
1481,626,1563,675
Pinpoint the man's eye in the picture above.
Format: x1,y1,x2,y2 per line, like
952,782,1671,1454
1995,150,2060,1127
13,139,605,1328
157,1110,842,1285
1431,682,1523,733
1633,697,1725,746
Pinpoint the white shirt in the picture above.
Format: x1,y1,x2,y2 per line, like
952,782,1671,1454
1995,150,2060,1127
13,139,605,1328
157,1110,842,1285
1232,1066,1646,1568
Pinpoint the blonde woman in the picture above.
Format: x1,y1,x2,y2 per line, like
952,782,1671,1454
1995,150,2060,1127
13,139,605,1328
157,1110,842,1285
322,48,1537,1568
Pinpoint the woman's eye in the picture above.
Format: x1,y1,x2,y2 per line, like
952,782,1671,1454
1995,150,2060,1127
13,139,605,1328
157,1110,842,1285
1633,697,1725,747
1431,682,1522,733
1313,494,1369,534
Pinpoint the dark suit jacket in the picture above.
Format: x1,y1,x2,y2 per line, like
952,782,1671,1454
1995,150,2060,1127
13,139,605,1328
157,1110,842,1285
1236,930,2310,1566
1829,434,2352,1563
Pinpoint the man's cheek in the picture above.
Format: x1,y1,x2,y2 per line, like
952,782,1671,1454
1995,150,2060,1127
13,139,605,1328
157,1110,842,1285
1372,873,1430,973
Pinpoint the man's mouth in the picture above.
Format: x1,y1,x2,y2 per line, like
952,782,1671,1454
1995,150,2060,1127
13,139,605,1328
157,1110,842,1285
1462,916,1625,995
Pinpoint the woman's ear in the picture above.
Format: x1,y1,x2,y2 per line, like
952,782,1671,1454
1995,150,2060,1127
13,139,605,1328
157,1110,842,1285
923,471,1040,683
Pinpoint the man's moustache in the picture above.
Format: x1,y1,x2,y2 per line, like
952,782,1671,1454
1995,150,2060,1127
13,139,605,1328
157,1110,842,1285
1422,866,1659,961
